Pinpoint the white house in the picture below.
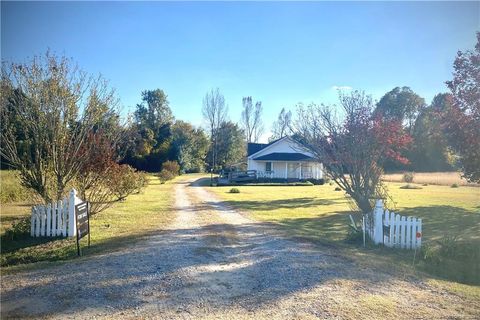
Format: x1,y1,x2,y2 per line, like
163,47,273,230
247,136,323,180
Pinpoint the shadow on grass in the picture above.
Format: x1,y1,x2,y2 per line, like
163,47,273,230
398,206,480,244
0,215,28,225
274,210,355,243
0,228,167,269
189,177,214,187
0,221,405,319
220,197,342,211
2,195,479,318
268,204,480,285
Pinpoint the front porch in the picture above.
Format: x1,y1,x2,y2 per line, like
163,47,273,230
251,160,323,180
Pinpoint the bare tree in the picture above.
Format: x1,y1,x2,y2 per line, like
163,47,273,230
202,88,228,171
271,107,293,140
1,52,119,202
299,91,411,213
240,96,264,143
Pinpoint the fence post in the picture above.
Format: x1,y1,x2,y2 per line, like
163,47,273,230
55,200,61,236
373,200,384,244
417,219,422,249
46,203,52,237
68,189,79,237
52,202,57,237
30,206,35,236
389,211,395,247
40,206,46,236
62,199,68,236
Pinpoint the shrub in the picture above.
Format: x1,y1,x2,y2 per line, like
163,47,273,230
158,160,180,183
399,184,422,189
3,217,31,241
109,164,147,201
403,172,415,183
158,169,176,182
162,161,180,176
451,183,459,188
420,235,480,285
229,188,240,193
306,178,325,185
345,228,363,244
133,171,149,193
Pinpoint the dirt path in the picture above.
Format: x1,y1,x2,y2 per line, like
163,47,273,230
1,177,478,319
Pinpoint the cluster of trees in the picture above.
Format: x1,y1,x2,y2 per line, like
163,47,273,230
0,52,148,214
0,53,259,210
279,33,479,213
122,89,209,173
123,88,266,174
2,33,477,216
268,31,479,181
123,87,252,174
201,88,248,172
269,88,457,173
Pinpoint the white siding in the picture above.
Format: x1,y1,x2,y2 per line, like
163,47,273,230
247,137,323,179
249,137,314,159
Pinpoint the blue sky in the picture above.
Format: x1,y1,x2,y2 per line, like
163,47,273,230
1,1,479,141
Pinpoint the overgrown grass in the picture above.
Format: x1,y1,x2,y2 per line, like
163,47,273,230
0,170,33,203
0,170,36,235
209,180,480,285
0,174,176,268
383,171,478,187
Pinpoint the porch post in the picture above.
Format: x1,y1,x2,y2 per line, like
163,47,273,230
284,162,288,179
299,162,302,179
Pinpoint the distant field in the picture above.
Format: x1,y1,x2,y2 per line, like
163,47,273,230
383,172,478,187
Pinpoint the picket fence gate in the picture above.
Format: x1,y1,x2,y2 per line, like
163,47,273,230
365,200,422,250
30,189,83,238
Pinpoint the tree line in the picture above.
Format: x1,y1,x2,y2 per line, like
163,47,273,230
271,87,456,173
1,33,478,215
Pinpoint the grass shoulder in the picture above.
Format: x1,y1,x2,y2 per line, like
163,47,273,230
208,180,480,288
1,174,177,270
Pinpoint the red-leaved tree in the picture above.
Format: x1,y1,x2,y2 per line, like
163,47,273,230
443,32,480,183
76,131,148,215
298,91,412,213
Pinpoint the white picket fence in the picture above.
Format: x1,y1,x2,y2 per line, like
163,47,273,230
365,200,422,249
30,189,83,238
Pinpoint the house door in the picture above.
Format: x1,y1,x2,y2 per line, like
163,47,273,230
287,163,298,178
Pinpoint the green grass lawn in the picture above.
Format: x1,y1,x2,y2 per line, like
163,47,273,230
0,174,176,269
211,182,480,244
209,180,480,284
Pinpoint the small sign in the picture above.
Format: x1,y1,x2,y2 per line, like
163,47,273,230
75,201,90,256
416,232,422,239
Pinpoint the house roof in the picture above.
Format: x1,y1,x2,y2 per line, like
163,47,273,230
247,136,288,157
247,143,269,156
253,152,315,161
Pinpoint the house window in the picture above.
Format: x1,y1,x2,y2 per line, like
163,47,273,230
265,162,272,172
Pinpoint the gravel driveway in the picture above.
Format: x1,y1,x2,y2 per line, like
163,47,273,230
1,177,478,319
